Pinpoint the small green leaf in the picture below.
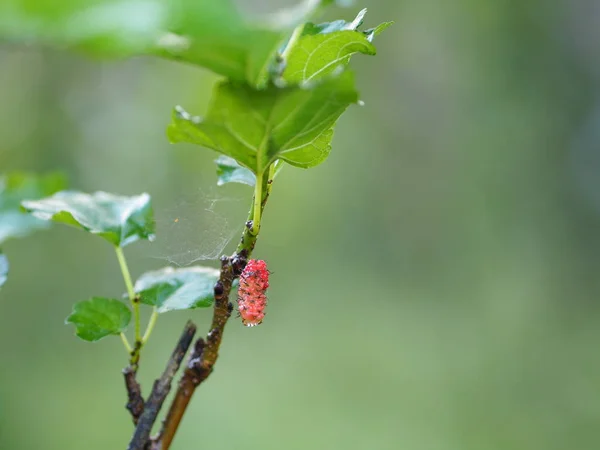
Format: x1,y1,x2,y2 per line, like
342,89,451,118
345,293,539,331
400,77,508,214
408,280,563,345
282,9,391,85
21,191,155,247
0,172,66,243
215,156,257,187
0,251,8,289
214,157,285,187
135,266,220,313
168,70,358,174
66,297,131,342
301,7,368,35
365,21,394,38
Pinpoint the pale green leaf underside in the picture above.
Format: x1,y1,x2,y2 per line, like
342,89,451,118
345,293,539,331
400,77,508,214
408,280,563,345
0,251,8,289
66,297,131,342
21,191,155,247
135,266,220,312
0,212,50,243
215,156,257,186
0,172,66,244
214,156,286,187
168,70,358,174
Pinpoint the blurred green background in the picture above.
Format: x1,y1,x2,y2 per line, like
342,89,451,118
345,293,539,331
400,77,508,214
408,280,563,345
2,0,600,449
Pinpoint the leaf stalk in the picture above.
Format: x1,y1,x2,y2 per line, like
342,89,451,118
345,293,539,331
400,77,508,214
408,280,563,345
115,246,142,360
142,308,159,344
120,332,133,354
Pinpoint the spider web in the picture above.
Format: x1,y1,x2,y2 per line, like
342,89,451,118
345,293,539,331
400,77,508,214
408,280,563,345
149,188,241,267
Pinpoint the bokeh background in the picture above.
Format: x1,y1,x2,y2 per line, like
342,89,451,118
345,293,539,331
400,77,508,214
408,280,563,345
2,0,600,449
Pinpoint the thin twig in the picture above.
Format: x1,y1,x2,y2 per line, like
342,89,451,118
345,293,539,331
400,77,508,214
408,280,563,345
154,174,270,450
123,366,144,424
127,321,197,450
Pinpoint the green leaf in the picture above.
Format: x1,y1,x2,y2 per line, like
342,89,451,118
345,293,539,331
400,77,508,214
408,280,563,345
168,70,358,174
0,251,8,289
155,26,286,89
21,191,155,247
0,172,66,243
365,21,394,38
215,156,257,187
301,7,368,35
281,9,391,85
66,297,131,342
214,157,285,187
134,266,220,313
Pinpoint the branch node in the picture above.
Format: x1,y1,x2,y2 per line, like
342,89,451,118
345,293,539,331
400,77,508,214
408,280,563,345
207,328,220,343
123,366,145,424
231,254,247,276
192,337,206,356
214,280,224,298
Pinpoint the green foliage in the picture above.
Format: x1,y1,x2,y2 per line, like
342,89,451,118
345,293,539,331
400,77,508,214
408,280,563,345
165,8,389,175
214,156,286,187
1,0,389,402
215,156,257,187
21,191,155,247
1,2,390,177
0,0,163,55
0,251,8,289
153,9,285,89
0,172,66,244
66,297,131,341
0,0,338,87
282,9,391,84
168,70,358,174
134,266,220,313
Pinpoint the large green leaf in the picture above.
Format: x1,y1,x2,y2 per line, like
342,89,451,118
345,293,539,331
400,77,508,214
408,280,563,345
281,9,392,85
134,266,220,313
154,24,285,89
21,191,155,247
66,297,131,341
0,251,8,289
0,0,167,55
0,0,339,87
0,172,66,244
168,70,358,174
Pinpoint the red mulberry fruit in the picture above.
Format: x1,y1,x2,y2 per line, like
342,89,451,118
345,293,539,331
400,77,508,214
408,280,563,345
237,259,269,327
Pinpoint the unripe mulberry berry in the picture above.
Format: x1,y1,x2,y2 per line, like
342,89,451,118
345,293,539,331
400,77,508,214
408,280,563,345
237,259,269,327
